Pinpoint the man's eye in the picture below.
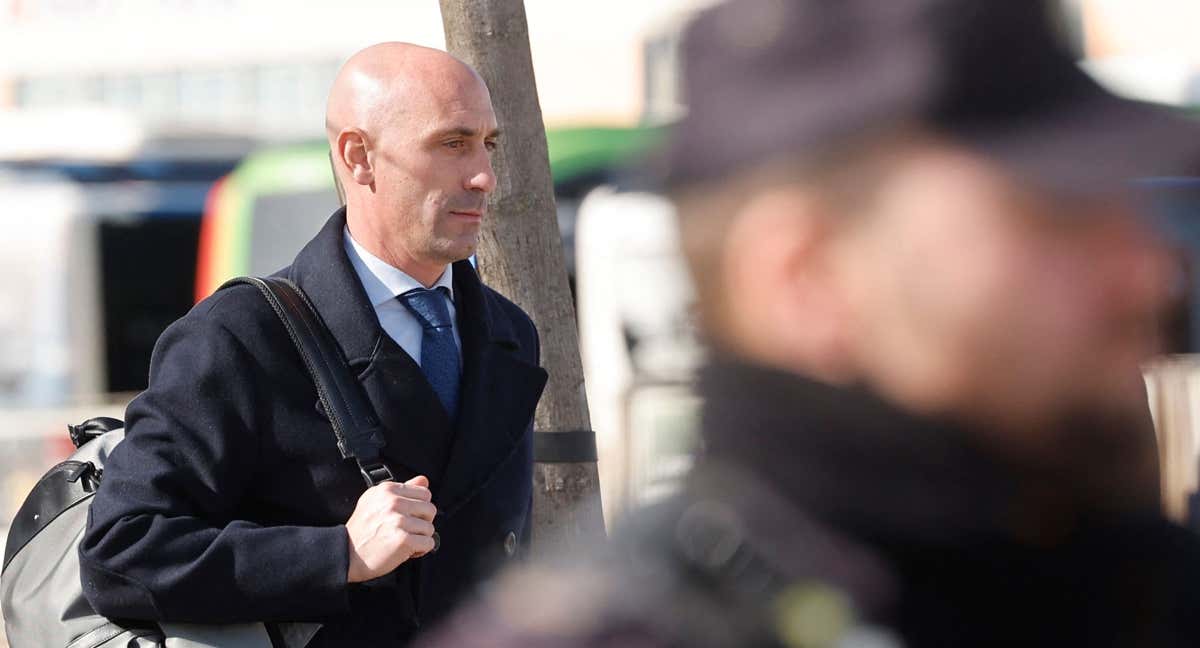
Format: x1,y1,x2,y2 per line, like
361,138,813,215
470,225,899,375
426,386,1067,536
445,140,464,149
485,141,498,152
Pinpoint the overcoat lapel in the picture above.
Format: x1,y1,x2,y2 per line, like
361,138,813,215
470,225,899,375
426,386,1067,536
437,261,548,516
286,208,454,483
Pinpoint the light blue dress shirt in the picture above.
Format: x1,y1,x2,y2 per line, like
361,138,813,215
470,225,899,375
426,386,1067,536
342,227,462,366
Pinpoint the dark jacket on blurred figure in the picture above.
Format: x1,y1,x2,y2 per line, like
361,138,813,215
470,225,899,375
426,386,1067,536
422,358,1200,648
79,208,548,645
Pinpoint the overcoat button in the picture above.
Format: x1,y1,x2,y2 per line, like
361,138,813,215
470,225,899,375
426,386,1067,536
503,531,517,556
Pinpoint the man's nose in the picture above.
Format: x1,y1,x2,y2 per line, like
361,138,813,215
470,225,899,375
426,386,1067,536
465,154,497,194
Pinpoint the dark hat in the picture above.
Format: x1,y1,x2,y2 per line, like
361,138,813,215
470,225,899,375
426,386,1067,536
665,0,1200,192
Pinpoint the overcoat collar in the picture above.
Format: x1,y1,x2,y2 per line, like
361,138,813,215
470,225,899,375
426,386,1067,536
288,208,518,363
287,208,545,513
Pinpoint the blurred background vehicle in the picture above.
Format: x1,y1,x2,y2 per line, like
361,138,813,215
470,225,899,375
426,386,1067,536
574,187,704,520
0,111,253,405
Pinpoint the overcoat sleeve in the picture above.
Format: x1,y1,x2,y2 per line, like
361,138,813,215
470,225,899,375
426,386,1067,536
78,306,351,623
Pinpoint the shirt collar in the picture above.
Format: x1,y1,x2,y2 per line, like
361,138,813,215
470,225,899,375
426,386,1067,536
343,226,454,308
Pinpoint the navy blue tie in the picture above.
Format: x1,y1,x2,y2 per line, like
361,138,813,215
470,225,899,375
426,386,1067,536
398,287,461,419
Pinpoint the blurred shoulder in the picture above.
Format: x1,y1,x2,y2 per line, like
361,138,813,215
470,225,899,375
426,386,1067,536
419,479,903,648
417,496,770,648
419,562,673,648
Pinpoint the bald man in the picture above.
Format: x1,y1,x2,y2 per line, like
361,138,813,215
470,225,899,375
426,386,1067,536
80,43,548,645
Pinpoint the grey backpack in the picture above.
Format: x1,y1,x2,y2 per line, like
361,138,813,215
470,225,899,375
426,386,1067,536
1,417,165,647
1,277,396,647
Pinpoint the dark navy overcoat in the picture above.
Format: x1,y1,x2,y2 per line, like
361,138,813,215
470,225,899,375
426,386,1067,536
80,208,548,645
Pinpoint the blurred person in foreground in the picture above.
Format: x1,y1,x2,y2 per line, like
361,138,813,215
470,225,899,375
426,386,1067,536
79,43,547,644
421,1,1200,646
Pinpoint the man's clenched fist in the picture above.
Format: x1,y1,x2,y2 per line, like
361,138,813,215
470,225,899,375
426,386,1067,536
345,475,437,583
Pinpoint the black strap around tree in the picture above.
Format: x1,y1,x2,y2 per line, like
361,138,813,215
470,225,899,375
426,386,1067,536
533,429,598,463
219,277,394,488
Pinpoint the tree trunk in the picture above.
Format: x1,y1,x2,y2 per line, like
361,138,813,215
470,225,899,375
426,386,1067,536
439,0,606,555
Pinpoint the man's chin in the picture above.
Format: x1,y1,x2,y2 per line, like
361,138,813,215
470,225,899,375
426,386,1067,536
442,245,479,265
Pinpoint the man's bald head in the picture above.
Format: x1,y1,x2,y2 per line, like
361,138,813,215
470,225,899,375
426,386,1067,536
326,42,489,160
326,42,499,286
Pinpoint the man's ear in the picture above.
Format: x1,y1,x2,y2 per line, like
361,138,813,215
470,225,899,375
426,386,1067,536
337,128,374,186
328,151,347,205
723,186,855,381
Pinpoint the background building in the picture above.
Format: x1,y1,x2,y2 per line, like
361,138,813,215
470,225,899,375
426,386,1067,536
0,0,703,140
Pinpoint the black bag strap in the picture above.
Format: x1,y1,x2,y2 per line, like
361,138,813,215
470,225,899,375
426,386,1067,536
219,276,394,487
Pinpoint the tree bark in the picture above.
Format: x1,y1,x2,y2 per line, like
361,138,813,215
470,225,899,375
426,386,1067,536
439,0,606,555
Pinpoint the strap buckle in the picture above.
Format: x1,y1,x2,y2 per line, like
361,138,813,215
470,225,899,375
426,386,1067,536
359,462,394,487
